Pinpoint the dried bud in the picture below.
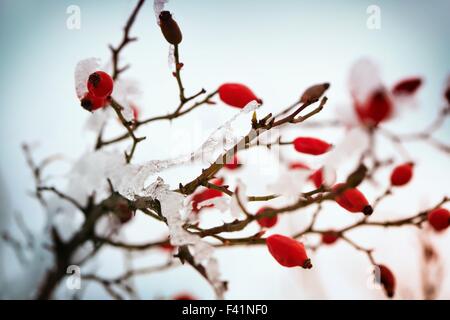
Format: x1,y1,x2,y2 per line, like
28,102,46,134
300,83,330,103
392,77,422,96
159,11,182,45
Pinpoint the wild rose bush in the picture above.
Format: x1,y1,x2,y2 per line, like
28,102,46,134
1,0,449,300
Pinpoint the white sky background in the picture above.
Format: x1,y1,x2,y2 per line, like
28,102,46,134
0,0,449,299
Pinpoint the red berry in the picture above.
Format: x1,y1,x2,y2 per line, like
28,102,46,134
289,161,310,170
191,178,224,212
321,231,339,245
256,207,278,229
224,154,240,170
87,71,114,98
80,92,108,112
427,208,450,232
160,242,175,252
293,137,331,155
173,293,196,300
375,264,396,298
131,104,139,121
392,77,422,95
218,83,261,108
355,89,392,125
333,183,372,215
390,162,414,186
309,168,323,188
266,234,312,269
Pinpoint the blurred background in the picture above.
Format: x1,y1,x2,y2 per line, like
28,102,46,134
0,0,449,299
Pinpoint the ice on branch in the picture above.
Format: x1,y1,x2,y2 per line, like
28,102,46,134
192,101,260,164
154,0,169,24
74,58,100,99
142,178,226,298
111,78,141,122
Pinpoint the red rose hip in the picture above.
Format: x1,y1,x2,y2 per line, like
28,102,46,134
293,137,331,155
80,92,108,112
87,71,114,98
218,83,261,108
256,207,278,229
321,231,339,245
266,234,312,269
427,208,450,232
333,183,373,215
390,163,414,186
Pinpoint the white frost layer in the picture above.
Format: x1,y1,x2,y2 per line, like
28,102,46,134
154,0,169,24
74,58,100,99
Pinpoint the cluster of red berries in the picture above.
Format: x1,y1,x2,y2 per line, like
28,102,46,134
81,71,114,112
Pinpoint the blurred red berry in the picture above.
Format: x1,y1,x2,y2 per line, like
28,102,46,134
309,168,323,188
333,183,372,215
375,264,396,298
293,137,331,155
390,163,414,186
266,234,312,269
218,83,261,108
289,161,310,170
355,89,392,125
80,92,108,112
173,293,196,300
392,77,422,95
321,231,339,245
191,178,224,212
224,154,240,170
427,208,450,232
160,241,174,252
87,71,114,98
256,207,278,228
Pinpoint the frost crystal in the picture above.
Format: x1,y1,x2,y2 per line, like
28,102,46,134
154,0,169,24
84,107,114,132
74,58,101,99
321,128,369,185
268,168,311,196
112,78,141,122
349,58,383,104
